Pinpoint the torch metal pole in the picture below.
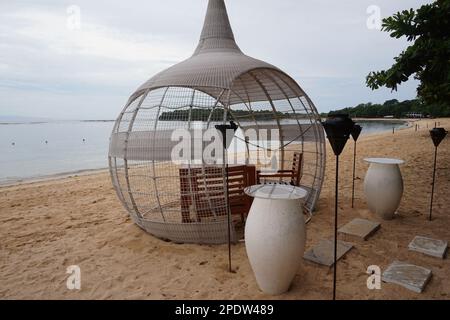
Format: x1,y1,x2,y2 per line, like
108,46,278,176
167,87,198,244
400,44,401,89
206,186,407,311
224,138,232,272
351,140,357,208
429,146,438,221
333,155,339,300
323,114,355,301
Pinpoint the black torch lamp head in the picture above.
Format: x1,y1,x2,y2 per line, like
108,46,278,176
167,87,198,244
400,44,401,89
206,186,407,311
351,124,362,142
322,114,355,156
430,128,448,147
215,121,238,149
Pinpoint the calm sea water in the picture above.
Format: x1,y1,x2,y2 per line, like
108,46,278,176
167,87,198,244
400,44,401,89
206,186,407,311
0,120,408,184
355,120,408,135
0,121,114,184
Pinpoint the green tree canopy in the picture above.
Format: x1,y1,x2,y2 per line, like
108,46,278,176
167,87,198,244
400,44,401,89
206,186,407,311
327,99,450,118
366,0,450,108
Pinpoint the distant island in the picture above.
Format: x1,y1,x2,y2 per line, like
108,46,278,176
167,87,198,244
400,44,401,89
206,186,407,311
0,115,52,124
158,108,308,121
324,99,450,118
80,120,115,123
0,116,115,124
156,99,450,121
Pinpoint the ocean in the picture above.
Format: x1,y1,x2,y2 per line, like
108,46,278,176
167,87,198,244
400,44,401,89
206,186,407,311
0,119,408,184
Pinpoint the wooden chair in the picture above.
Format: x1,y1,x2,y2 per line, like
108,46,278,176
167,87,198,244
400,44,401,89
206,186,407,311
256,153,312,224
180,165,256,223
256,152,303,187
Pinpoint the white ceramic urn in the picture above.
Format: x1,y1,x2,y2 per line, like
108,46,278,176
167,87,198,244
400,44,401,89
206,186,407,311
364,158,405,220
244,185,307,295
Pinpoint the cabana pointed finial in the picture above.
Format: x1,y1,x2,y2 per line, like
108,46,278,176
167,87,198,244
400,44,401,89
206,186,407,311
193,0,242,55
109,0,326,247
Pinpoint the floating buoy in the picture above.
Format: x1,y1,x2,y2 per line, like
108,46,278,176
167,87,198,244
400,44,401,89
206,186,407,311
12,142,15,146
45,140,48,144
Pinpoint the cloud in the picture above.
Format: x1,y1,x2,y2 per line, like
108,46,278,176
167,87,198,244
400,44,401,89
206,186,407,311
0,3,197,119
8,9,187,62
0,0,432,119
0,6,190,87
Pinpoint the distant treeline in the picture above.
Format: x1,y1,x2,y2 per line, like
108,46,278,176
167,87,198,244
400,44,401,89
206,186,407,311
159,109,292,121
325,99,450,118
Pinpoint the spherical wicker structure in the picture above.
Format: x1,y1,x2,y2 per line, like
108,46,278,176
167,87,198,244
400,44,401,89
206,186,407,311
109,0,325,244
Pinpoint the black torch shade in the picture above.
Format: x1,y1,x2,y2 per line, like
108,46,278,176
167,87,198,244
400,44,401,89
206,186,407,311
430,128,448,147
351,124,362,142
215,121,238,149
322,114,355,156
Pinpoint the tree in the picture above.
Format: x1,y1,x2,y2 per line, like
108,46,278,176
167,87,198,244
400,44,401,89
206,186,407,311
366,0,450,108
383,99,399,106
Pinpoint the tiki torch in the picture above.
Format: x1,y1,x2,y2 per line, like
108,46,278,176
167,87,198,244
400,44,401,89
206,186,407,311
215,121,238,272
351,125,362,208
322,114,355,300
428,128,448,221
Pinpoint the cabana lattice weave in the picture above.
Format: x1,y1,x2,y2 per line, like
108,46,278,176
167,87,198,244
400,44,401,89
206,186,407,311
109,0,326,244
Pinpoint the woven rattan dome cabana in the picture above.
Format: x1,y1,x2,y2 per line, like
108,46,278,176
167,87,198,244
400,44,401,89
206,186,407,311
109,0,325,244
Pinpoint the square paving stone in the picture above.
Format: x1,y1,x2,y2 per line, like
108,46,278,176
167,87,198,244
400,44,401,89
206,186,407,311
382,261,432,293
338,218,380,241
408,236,448,259
303,239,353,267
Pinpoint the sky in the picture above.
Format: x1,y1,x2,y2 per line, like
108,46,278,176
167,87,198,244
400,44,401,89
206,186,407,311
0,0,433,120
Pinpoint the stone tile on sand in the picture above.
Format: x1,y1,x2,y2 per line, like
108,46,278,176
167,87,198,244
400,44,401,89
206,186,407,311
382,261,432,293
303,239,353,267
338,218,380,241
408,236,448,259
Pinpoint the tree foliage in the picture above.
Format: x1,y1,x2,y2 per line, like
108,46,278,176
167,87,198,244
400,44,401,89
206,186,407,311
366,0,450,107
327,99,450,118
159,108,290,121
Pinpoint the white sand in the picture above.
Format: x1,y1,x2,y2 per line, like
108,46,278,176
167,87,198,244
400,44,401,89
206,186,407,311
0,118,449,299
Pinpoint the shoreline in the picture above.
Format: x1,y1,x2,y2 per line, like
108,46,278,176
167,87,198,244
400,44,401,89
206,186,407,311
0,119,417,188
0,167,110,188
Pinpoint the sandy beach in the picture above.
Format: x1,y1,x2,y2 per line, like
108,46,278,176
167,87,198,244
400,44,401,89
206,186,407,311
0,118,448,300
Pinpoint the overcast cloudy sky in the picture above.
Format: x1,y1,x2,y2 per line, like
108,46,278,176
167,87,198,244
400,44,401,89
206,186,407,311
0,0,432,120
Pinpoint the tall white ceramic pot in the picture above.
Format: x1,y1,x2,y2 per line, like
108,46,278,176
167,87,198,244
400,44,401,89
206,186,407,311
364,158,404,220
244,186,306,295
